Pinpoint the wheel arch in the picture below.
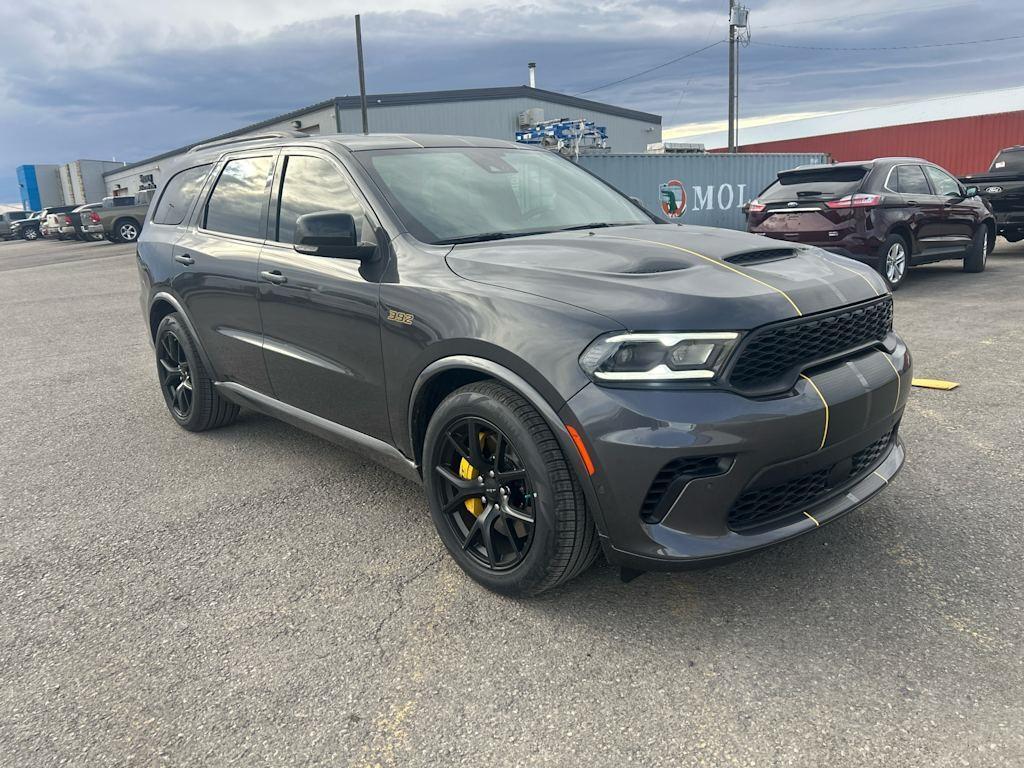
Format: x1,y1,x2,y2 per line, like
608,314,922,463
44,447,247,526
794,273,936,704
408,355,607,533
886,223,914,253
148,292,218,378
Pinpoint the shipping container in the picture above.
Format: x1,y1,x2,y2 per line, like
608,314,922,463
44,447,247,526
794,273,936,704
727,111,1024,177
577,152,829,230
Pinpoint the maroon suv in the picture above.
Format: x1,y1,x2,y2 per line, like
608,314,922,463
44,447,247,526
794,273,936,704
745,158,995,288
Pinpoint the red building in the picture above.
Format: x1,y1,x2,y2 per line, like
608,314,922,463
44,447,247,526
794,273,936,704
679,87,1024,176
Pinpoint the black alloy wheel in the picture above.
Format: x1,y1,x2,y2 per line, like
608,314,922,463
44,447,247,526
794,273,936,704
153,313,239,432
433,417,536,571
157,330,194,419
423,381,600,596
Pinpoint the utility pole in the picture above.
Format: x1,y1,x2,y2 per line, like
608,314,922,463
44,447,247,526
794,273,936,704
728,0,736,153
727,1,749,153
355,14,369,135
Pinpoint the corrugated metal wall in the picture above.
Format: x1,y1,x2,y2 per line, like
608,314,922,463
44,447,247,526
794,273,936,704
578,152,828,230
337,97,660,154
730,111,1024,176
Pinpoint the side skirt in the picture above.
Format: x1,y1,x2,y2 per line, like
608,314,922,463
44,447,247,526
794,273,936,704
215,381,422,485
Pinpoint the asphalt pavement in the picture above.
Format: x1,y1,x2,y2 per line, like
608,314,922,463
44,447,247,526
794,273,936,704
1,235,1022,766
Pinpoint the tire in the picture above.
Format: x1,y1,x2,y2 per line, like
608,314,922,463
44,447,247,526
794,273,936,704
423,381,600,596
23,228,38,241
963,225,989,273
113,218,141,243
154,313,239,432
877,233,909,290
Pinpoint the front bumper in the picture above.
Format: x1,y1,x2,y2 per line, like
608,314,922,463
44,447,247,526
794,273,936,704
561,338,911,570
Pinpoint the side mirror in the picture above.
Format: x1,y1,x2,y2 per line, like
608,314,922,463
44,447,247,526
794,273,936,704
294,211,376,260
964,186,979,198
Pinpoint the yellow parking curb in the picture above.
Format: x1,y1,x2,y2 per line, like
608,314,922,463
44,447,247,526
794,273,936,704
911,378,959,391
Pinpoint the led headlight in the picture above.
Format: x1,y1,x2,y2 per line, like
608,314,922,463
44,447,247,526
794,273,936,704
579,332,740,383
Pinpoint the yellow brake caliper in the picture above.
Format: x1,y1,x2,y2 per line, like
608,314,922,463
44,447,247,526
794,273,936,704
458,457,484,517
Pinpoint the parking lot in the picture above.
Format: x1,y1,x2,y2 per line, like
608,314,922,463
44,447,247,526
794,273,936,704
1,236,1022,766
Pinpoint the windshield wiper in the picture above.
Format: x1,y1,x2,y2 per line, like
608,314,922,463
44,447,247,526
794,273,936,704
435,222,636,245
434,230,547,245
557,222,634,231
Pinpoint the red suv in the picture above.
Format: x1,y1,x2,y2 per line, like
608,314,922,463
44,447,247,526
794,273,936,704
745,158,995,289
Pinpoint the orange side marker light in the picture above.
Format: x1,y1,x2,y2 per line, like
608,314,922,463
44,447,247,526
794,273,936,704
566,425,596,476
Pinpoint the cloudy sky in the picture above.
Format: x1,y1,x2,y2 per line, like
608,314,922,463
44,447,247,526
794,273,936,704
3,0,1023,204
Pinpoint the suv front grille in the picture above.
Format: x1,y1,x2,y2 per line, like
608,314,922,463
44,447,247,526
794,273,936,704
727,428,897,533
728,297,893,394
640,455,730,524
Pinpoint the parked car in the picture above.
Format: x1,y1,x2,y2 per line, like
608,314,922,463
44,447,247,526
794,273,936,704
961,146,1024,243
0,210,30,240
41,206,80,240
82,190,154,243
745,158,995,289
9,212,39,240
14,208,67,241
63,203,104,241
138,132,910,595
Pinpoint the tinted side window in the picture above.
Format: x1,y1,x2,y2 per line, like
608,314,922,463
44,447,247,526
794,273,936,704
153,165,212,226
895,165,931,196
923,166,962,197
205,156,274,238
275,155,367,244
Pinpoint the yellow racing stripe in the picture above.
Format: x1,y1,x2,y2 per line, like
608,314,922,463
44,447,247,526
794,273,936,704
800,373,829,451
601,235,803,316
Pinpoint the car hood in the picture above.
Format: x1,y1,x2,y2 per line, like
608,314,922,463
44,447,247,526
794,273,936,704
444,224,888,331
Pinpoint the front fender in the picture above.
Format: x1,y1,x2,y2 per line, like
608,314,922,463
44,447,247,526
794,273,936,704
408,355,609,535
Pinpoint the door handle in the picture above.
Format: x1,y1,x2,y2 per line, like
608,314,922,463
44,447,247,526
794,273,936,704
905,200,919,205
174,253,194,266
260,270,287,285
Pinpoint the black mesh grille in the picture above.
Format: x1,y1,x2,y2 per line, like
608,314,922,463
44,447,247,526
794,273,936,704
640,456,728,523
728,297,893,393
727,428,896,532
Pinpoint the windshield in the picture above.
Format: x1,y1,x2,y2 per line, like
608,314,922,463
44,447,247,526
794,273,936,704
357,147,652,244
760,167,867,202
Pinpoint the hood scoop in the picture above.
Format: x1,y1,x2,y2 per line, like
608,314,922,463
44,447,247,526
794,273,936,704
616,258,693,275
725,248,798,266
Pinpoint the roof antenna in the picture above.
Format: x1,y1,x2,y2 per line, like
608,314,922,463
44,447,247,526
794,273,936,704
355,14,369,134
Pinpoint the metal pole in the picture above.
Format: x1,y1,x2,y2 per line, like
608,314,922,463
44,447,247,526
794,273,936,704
727,0,736,153
355,14,369,135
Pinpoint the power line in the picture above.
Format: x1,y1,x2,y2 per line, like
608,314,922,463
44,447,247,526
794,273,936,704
575,40,724,96
752,33,1024,52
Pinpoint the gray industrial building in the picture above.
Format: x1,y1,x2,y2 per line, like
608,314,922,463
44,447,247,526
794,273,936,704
17,160,127,210
102,86,662,197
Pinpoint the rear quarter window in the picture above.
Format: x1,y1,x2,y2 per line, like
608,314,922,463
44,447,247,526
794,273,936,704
152,165,213,226
760,167,867,202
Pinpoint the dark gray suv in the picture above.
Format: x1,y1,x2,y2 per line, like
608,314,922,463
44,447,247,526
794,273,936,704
137,131,910,595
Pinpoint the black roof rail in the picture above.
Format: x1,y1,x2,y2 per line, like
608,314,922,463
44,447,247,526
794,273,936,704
186,130,309,154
